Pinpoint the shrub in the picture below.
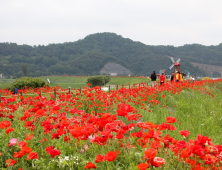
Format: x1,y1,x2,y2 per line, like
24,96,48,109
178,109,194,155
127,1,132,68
7,77,48,91
104,75,111,84
87,75,110,87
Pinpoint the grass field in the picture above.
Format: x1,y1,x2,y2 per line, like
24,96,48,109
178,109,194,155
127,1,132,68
40,76,89,89
39,76,152,89
0,79,15,89
0,76,152,90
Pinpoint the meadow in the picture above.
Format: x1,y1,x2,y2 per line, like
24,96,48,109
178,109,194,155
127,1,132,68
0,79,15,89
0,79,222,169
0,76,151,90
40,76,151,89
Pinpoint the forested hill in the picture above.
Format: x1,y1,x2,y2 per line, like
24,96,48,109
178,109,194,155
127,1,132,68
0,32,222,78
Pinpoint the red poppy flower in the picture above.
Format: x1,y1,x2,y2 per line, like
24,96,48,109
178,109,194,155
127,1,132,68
8,114,14,119
85,162,96,169
104,151,117,162
151,157,165,167
143,122,154,129
137,163,149,170
176,140,187,149
70,128,83,138
53,105,61,110
206,146,219,155
24,121,33,127
144,148,157,159
180,150,190,159
166,117,177,123
116,133,124,139
25,133,34,140
127,114,139,121
13,150,25,158
137,122,145,128
49,149,61,158
64,136,70,143
0,120,11,129
6,159,17,167
204,154,216,164
6,127,14,134
105,123,119,131
131,131,143,138
21,146,32,154
117,109,128,117
95,154,105,163
18,141,28,149
179,130,190,138
45,146,55,154
117,104,133,117
51,133,60,139
27,152,38,160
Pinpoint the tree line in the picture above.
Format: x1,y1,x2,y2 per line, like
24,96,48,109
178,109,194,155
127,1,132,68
0,32,221,78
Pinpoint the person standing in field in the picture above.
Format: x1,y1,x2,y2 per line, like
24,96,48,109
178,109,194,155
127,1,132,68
194,75,197,81
179,71,183,82
175,71,183,82
159,73,166,85
170,72,174,83
150,71,157,87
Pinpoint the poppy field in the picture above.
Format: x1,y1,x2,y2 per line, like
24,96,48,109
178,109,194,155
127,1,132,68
1,79,222,169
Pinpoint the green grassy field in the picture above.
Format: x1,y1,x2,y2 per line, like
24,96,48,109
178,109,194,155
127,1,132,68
40,76,88,89
40,76,152,89
0,76,153,90
0,79,15,89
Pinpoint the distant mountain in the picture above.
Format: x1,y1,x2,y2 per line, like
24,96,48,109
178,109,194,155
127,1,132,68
0,32,222,78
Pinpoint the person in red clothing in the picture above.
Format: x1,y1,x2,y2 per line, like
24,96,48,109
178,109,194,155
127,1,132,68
159,73,166,85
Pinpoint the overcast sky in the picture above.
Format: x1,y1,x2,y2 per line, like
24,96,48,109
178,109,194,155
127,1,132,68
1,0,222,46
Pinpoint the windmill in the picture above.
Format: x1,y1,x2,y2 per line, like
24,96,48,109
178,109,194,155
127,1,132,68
169,57,181,73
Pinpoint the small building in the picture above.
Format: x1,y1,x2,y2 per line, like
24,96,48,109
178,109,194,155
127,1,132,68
110,73,117,76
